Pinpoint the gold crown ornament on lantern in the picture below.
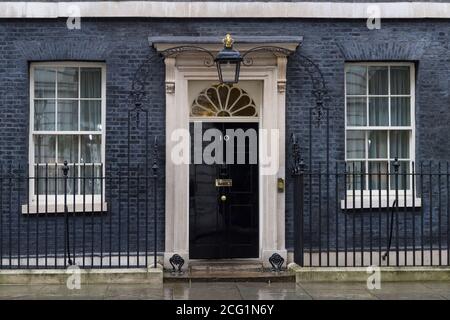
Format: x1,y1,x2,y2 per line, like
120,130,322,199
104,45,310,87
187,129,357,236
223,33,234,48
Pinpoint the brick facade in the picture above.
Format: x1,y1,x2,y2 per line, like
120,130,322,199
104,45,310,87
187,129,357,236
0,18,449,260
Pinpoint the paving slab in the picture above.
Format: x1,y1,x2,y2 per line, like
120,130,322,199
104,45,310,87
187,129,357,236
0,281,449,300
105,284,172,300
369,282,447,300
37,284,109,300
421,281,450,290
236,283,312,300
169,282,242,300
0,285,44,299
298,283,378,300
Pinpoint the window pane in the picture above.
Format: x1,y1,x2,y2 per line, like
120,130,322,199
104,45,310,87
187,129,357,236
346,130,365,159
80,100,101,131
391,97,411,126
34,100,55,131
55,164,77,195
81,135,102,163
233,106,257,117
346,97,366,126
35,164,78,195
346,161,365,191
390,66,410,95
57,135,78,163
34,135,56,163
57,67,78,98
390,131,410,159
390,161,410,190
57,100,78,131
80,165,102,194
346,66,366,95
368,161,388,190
368,130,387,159
35,165,57,195
34,68,56,98
369,97,389,126
81,68,102,98
368,66,388,95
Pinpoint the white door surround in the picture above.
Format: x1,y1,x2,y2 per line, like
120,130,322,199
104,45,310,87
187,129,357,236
150,37,301,269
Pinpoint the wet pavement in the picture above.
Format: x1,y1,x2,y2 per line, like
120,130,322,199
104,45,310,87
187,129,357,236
1,281,450,300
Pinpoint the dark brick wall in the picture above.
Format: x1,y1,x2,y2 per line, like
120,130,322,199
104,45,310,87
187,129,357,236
284,19,450,253
0,18,449,263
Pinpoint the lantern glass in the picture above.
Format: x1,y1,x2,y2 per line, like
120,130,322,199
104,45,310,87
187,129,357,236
217,61,240,84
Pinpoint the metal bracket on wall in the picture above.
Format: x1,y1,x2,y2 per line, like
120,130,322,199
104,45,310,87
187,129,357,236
130,39,327,120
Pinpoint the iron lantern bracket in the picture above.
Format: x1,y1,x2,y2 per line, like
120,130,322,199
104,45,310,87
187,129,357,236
130,42,328,124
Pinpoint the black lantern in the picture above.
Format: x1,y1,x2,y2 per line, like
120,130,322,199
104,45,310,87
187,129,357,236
215,34,242,84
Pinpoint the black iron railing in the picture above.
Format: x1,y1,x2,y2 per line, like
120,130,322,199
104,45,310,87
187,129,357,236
0,161,159,269
292,160,450,267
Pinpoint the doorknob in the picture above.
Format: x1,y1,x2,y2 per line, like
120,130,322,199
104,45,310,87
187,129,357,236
220,195,227,202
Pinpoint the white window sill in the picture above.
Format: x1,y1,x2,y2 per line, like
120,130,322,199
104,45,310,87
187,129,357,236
21,202,108,214
341,196,421,210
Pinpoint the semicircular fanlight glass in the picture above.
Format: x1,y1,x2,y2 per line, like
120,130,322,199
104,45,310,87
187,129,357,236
191,84,258,117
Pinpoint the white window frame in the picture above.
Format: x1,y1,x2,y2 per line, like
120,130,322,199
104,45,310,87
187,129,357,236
24,61,107,214
343,62,421,209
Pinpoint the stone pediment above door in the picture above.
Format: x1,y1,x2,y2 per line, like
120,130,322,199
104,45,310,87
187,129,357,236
149,35,302,51
149,35,302,67
149,35,302,96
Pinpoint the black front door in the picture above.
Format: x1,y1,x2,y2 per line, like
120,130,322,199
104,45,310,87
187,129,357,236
189,122,259,259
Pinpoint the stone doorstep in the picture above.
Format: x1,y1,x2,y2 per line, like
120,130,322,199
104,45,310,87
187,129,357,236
0,266,163,286
164,270,295,283
288,263,450,282
189,259,264,272
164,259,295,282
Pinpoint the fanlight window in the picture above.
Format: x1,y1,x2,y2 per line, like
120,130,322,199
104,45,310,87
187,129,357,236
191,84,258,117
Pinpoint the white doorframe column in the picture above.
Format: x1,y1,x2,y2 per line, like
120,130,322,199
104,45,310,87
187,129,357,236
163,57,191,267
